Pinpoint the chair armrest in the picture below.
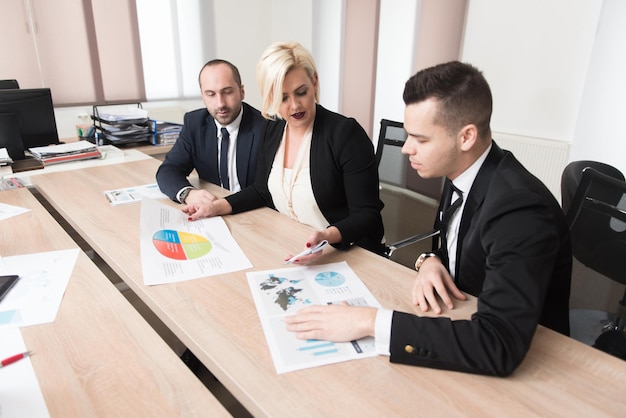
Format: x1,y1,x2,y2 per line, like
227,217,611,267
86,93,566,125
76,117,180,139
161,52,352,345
384,229,440,258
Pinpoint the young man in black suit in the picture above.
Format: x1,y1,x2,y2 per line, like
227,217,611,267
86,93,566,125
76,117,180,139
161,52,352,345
284,61,572,376
156,59,266,205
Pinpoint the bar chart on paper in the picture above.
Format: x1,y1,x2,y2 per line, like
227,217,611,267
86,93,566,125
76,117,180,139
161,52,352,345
152,230,213,260
299,340,338,356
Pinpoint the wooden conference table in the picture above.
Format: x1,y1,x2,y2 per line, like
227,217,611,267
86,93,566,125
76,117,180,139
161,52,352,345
0,188,229,417
32,158,626,417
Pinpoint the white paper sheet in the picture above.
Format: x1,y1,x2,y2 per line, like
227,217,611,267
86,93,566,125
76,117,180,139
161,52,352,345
247,261,382,374
0,202,30,221
103,183,167,205
0,328,50,418
0,249,78,328
140,198,252,285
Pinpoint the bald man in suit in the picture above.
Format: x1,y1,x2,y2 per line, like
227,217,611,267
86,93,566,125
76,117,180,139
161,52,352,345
157,59,266,205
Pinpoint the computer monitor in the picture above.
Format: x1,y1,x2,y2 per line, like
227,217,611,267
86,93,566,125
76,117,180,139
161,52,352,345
0,79,20,89
0,113,25,160
0,88,60,154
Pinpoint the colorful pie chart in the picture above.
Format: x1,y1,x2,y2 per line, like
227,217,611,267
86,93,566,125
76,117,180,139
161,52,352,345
152,229,212,260
314,271,345,287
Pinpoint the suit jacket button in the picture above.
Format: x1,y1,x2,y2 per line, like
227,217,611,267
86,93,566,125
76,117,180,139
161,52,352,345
418,348,427,356
404,345,415,354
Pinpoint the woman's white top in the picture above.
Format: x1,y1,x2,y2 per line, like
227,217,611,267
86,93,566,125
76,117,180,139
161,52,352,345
267,124,329,230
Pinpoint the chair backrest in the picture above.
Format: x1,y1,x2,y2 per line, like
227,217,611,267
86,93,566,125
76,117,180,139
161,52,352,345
561,160,624,214
564,164,626,285
377,119,409,187
376,119,406,167
377,118,444,199
0,79,20,89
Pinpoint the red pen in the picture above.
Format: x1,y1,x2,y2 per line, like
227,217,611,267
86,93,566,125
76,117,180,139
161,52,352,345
0,351,32,368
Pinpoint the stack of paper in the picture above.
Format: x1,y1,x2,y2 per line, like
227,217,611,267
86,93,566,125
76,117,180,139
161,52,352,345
96,106,148,123
0,147,13,166
98,123,151,144
92,107,152,145
28,141,102,165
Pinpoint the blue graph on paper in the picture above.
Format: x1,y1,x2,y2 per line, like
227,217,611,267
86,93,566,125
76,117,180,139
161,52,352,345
299,340,339,356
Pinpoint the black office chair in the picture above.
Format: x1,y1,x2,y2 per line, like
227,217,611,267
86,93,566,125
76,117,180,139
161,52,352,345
375,119,440,259
562,162,626,359
0,79,20,89
377,119,408,182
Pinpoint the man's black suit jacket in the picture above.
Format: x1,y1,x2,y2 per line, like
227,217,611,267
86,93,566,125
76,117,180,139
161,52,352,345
156,102,266,200
390,142,572,376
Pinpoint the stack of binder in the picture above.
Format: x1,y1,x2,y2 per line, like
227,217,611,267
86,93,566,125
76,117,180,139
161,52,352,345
151,120,182,145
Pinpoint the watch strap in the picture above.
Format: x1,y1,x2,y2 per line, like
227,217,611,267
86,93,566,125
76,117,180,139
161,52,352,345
415,252,437,272
178,186,194,204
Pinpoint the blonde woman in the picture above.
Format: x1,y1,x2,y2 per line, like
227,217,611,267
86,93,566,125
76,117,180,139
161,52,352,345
184,41,385,261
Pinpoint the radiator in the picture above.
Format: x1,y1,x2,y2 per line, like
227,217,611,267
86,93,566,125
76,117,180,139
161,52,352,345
493,132,571,202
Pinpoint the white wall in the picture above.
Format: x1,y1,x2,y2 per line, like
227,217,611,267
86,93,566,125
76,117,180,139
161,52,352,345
55,0,319,138
570,0,626,175
312,0,344,112
462,0,626,178
55,0,626,181
462,0,602,143
373,0,420,140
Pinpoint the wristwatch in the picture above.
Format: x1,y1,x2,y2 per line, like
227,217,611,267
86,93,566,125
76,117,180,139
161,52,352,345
414,252,437,272
179,187,194,204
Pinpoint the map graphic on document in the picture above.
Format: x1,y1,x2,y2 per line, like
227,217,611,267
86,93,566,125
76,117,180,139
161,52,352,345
248,261,382,373
257,270,313,314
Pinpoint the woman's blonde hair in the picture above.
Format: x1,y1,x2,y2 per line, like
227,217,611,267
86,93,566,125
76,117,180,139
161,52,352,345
256,41,319,120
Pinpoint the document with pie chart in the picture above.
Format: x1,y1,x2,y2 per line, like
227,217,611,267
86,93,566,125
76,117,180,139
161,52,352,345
140,198,252,285
247,261,382,373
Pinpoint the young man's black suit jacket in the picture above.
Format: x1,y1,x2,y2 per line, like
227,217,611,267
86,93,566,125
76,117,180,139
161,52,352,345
156,102,266,200
390,142,572,376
